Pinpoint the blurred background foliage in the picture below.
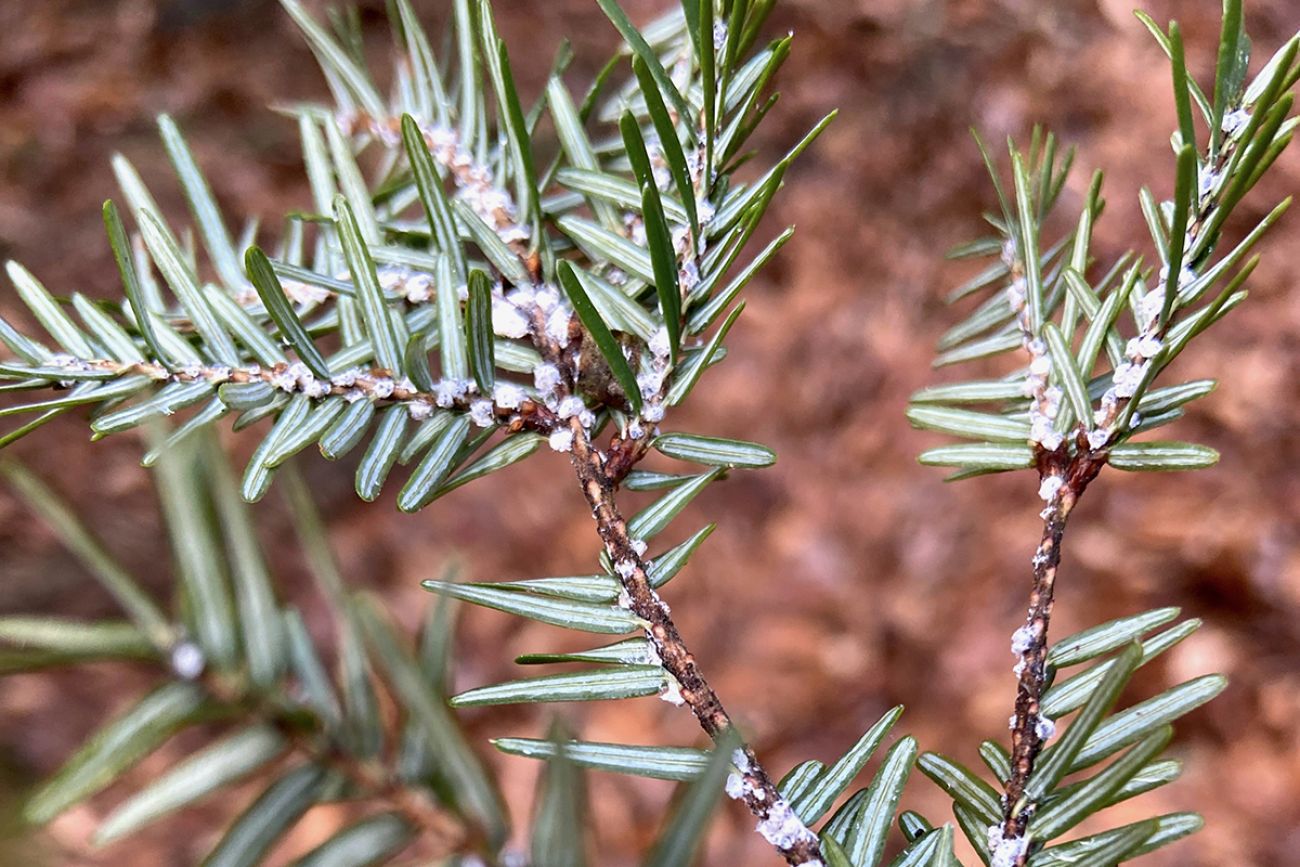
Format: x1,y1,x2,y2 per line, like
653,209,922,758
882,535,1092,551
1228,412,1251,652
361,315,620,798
0,0,1297,864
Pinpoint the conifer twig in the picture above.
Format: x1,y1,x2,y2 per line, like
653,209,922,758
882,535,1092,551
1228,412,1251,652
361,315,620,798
565,416,823,865
998,444,1105,861
520,275,823,864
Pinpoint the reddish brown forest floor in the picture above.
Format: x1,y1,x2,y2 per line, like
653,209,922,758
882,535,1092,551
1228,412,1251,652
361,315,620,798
1,1,1298,864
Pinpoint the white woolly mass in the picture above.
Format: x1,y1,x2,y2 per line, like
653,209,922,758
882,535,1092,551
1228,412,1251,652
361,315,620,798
1126,335,1163,359
614,559,637,580
642,402,665,424
1139,287,1167,325
498,223,531,244
726,772,747,800
659,673,686,706
696,196,717,226
556,395,587,420
534,285,561,313
1038,474,1064,502
546,308,572,346
506,285,536,308
987,826,1030,867
1087,427,1111,450
631,538,648,556
649,325,672,360
642,641,663,667
282,279,332,305
1041,386,1063,419
1006,276,1027,310
1036,715,1057,741
269,366,299,392
493,382,525,410
1110,361,1149,399
303,379,331,399
712,20,729,49
637,364,668,399
1029,414,1063,451
469,399,495,428
533,363,562,394
170,642,205,680
1222,107,1251,137
491,297,531,339
407,401,434,421
1011,624,1035,656
404,273,433,303
1199,167,1222,198
370,377,395,399
436,378,471,408
547,428,574,453
755,799,818,851
680,261,701,294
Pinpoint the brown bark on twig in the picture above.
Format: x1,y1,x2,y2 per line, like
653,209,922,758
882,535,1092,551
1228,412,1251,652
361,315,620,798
1001,445,1106,862
565,415,823,865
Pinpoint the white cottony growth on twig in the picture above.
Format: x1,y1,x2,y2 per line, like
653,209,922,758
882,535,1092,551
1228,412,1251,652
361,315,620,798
1038,474,1064,502
1035,715,1057,741
491,296,531,339
712,21,729,49
1222,107,1251,137
420,124,529,243
546,308,572,347
492,383,524,410
556,396,593,428
547,428,574,453
1011,624,1035,656
1110,361,1149,399
649,325,672,361
755,799,820,852
533,363,562,396
987,826,1030,867
1030,414,1063,451
659,673,686,706
469,400,495,428
1127,335,1163,359
436,377,472,408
